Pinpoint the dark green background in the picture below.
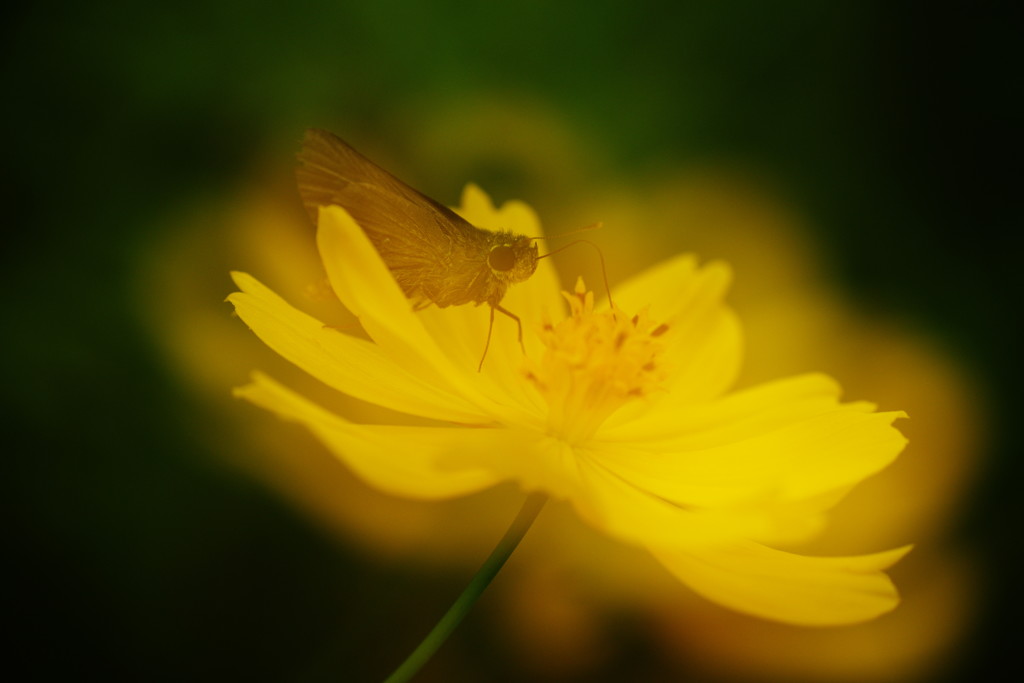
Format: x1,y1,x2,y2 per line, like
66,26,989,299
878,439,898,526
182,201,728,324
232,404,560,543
4,2,1018,681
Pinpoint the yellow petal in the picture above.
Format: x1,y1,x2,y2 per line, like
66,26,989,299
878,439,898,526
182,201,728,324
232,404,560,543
235,372,505,499
582,448,847,547
417,186,566,409
609,253,703,321
455,183,506,228
316,205,451,378
603,373,845,443
660,306,742,404
228,272,490,424
415,304,547,416
568,452,780,546
596,375,907,505
609,255,742,404
421,184,565,357
453,184,566,341
316,205,537,424
651,541,912,626
485,216,563,359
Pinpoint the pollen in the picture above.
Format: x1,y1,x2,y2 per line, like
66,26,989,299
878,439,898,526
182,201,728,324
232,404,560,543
524,278,671,444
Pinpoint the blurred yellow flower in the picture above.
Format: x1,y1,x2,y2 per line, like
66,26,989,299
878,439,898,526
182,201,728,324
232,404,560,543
228,184,910,626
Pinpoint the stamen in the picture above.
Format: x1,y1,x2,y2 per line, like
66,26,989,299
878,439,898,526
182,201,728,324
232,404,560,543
523,278,671,444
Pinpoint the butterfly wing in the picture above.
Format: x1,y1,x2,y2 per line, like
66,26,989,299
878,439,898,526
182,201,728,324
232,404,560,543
297,129,497,306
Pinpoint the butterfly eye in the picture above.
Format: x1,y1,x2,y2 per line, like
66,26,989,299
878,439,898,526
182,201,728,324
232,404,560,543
488,245,517,272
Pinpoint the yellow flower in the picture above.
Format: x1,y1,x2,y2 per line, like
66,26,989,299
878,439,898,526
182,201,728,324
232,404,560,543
228,185,910,626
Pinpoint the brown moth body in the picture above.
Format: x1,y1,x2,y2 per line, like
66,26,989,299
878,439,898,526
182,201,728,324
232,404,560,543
296,129,539,311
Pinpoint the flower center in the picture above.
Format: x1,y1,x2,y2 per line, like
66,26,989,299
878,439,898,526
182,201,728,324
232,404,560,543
523,278,671,444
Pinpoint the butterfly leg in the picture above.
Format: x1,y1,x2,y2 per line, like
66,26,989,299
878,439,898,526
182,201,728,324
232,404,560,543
478,305,526,372
494,304,525,354
478,306,496,372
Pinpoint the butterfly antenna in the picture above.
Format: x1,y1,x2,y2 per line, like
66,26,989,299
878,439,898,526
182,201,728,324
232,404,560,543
528,221,603,242
537,239,615,311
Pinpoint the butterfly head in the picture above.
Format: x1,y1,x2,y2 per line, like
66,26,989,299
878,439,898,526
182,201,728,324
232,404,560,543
488,235,539,285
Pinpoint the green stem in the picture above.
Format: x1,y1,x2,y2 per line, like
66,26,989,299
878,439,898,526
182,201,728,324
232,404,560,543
383,492,548,683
